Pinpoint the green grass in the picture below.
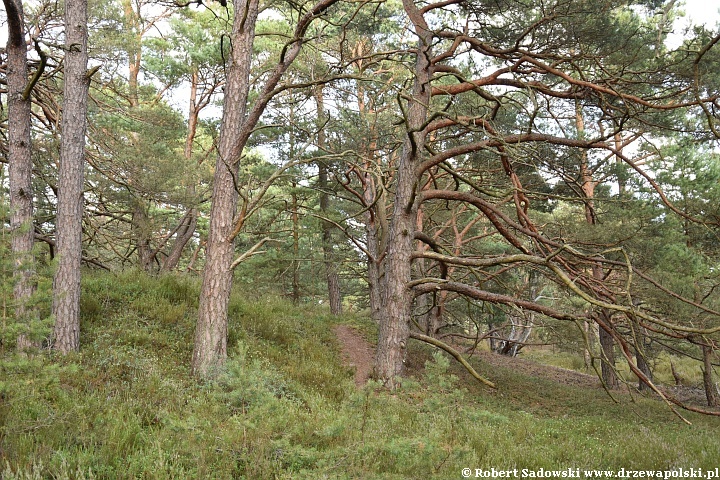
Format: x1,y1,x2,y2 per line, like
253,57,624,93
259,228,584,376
1,271,719,478
522,347,714,387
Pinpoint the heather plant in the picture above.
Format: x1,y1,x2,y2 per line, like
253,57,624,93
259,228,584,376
1,271,720,478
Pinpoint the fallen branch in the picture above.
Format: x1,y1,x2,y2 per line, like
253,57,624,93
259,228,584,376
409,331,496,388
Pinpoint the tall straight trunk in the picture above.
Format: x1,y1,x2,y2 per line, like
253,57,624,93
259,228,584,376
351,40,385,322
4,0,37,349
376,0,432,388
192,0,259,378
355,71,385,323
364,180,385,323
577,101,619,388
122,0,141,109
52,0,89,353
291,185,300,305
192,0,339,379
314,86,342,315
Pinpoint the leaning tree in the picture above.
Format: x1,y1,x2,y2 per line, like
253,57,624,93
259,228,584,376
373,0,720,417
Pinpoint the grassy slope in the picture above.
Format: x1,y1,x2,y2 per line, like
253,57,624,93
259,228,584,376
1,271,718,479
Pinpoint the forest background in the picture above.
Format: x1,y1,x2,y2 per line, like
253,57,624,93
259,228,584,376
3,0,720,476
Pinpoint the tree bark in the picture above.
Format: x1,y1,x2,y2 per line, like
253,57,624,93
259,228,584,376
314,85,342,315
577,101,619,388
635,327,653,392
53,0,90,353
357,85,385,324
192,0,341,379
365,186,384,323
192,0,259,378
162,70,201,272
375,0,432,388
598,312,619,389
702,343,719,407
4,0,37,350
132,200,155,271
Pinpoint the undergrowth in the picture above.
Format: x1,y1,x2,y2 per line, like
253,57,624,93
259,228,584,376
1,271,719,478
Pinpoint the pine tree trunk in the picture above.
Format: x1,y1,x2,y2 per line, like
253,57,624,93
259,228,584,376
324,231,342,315
635,328,652,392
365,212,383,323
291,186,300,305
314,86,342,315
162,71,201,272
599,318,619,389
192,0,259,378
364,171,387,325
353,52,385,324
359,132,385,325
376,200,415,387
636,349,652,392
577,101,618,388
53,0,89,353
193,0,339,378
702,343,718,407
132,201,155,271
122,0,140,109
376,0,432,388
4,0,37,350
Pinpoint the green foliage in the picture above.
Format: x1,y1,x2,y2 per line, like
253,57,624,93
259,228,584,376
143,7,230,86
0,183,54,350
1,272,719,478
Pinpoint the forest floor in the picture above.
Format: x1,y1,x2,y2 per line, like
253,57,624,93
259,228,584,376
3,271,720,478
473,350,599,388
332,325,711,407
334,325,601,389
333,324,375,387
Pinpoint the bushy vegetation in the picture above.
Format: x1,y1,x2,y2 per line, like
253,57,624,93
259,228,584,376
1,271,719,478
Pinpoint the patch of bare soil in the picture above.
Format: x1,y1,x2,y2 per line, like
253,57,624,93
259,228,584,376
331,329,715,409
333,325,375,387
661,385,711,406
477,351,716,409
474,351,601,389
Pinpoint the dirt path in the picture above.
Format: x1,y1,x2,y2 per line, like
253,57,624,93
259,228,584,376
331,327,712,408
333,325,375,387
331,324,597,389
